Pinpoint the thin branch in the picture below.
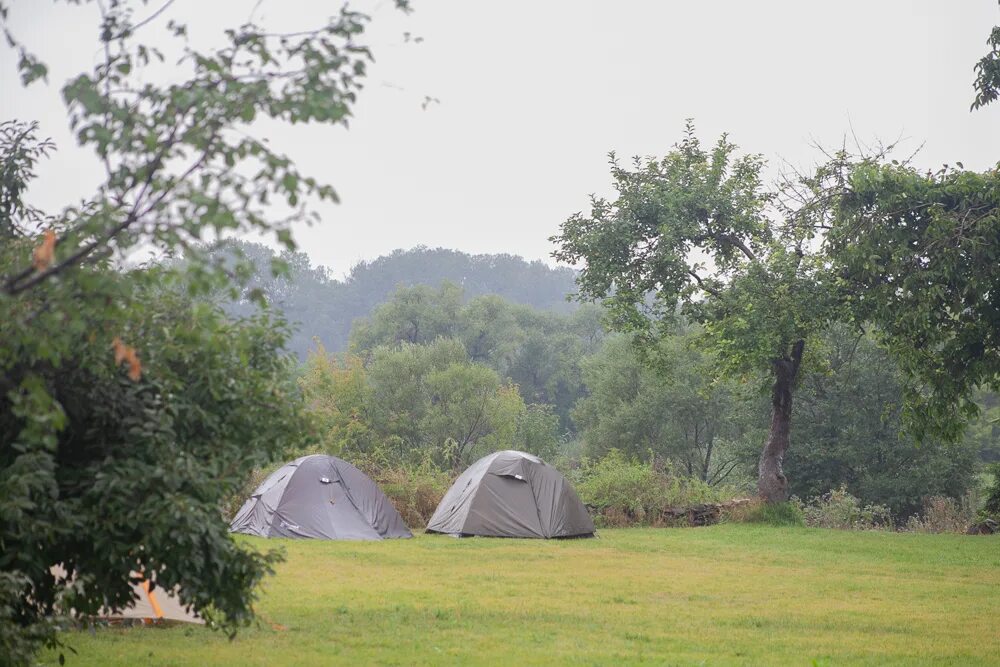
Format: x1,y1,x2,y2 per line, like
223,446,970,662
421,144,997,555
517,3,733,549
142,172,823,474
687,270,721,297
2,119,189,296
8,210,135,295
838,331,865,371
708,459,740,485
116,0,177,38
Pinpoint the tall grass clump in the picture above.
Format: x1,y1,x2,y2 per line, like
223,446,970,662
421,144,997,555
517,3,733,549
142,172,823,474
904,495,977,533
725,500,805,527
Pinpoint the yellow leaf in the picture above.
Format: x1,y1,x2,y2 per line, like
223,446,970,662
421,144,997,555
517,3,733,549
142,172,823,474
112,337,127,365
32,229,56,271
111,336,142,381
127,353,142,381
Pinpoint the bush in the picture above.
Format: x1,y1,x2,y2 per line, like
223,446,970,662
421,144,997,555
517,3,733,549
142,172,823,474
574,450,734,527
904,495,977,533
798,487,893,530
365,463,451,528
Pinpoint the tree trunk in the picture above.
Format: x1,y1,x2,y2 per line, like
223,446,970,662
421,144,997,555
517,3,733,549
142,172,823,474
758,339,804,503
701,433,714,484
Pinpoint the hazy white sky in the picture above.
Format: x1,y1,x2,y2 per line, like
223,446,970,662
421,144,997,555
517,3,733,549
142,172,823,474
2,1,999,277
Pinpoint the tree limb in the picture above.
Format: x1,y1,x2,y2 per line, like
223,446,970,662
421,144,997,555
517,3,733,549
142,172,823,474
687,270,721,297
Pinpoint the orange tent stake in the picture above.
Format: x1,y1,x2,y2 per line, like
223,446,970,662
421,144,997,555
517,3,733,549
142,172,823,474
141,579,165,620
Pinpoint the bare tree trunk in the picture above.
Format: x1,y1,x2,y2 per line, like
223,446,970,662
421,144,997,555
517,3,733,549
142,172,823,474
758,339,804,503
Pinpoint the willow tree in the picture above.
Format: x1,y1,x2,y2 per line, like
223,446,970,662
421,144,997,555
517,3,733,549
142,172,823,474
552,124,840,502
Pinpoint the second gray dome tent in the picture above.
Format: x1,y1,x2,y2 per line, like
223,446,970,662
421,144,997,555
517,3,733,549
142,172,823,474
426,450,594,538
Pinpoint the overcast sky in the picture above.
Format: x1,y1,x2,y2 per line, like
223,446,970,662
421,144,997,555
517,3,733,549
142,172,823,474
2,1,999,277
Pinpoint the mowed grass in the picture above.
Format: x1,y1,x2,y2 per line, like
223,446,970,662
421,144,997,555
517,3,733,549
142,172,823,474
42,526,1000,666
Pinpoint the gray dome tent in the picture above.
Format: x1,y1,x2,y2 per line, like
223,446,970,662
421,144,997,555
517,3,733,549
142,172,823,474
426,450,594,538
230,454,412,540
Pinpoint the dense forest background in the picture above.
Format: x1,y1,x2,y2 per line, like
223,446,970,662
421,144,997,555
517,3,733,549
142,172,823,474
214,241,579,357
213,241,999,522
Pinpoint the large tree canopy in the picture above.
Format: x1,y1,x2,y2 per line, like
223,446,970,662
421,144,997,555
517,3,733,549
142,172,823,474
552,123,841,502
829,158,1000,441
552,106,1000,503
350,282,604,431
298,337,562,471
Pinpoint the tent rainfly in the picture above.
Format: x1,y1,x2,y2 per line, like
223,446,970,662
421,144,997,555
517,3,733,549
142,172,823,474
426,450,595,538
50,566,202,624
112,577,201,624
230,454,412,540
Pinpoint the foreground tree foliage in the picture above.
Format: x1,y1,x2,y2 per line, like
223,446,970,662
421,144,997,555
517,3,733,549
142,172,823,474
0,265,306,656
0,0,399,661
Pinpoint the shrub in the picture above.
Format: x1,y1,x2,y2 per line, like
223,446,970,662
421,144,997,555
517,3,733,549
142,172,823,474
347,448,451,528
799,487,893,530
574,450,734,527
367,464,451,528
575,452,663,524
904,495,977,533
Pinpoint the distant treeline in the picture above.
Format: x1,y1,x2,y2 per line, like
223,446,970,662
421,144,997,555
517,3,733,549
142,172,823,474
213,242,580,358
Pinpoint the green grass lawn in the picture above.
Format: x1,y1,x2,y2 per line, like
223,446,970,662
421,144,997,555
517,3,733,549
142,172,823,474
42,526,1000,666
